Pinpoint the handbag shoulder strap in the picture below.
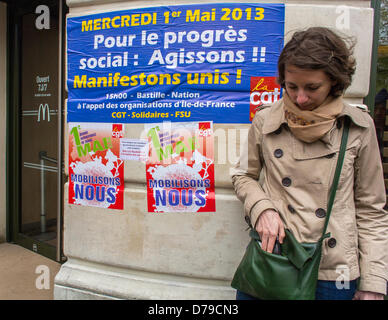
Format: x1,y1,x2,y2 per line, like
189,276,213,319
320,116,351,241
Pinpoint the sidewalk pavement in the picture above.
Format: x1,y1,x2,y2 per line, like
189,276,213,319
0,242,61,300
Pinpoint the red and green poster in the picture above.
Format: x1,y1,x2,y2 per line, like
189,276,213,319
145,121,215,213
68,123,124,210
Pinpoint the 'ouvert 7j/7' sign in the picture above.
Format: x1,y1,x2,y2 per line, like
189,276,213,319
67,3,284,124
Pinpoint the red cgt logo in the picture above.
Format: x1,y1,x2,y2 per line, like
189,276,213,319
112,124,123,138
250,77,282,121
198,122,212,137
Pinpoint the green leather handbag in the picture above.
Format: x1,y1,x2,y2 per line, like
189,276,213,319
231,117,350,300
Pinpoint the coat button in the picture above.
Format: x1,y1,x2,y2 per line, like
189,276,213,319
336,120,342,129
315,208,326,218
325,153,335,159
274,127,282,135
288,204,296,213
244,215,251,226
274,149,283,158
328,238,337,248
282,177,292,187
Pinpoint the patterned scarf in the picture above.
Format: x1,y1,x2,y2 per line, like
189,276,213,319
283,92,343,143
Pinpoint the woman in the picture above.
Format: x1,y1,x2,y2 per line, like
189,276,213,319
231,27,388,300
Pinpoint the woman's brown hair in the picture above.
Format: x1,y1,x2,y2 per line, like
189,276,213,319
277,27,356,97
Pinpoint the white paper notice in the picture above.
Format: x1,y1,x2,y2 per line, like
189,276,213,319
120,139,149,162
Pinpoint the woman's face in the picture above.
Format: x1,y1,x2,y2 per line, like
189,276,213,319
284,65,336,111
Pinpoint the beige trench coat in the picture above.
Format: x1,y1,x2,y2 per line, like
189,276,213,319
230,98,388,295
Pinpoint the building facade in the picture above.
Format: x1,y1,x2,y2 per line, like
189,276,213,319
0,0,380,299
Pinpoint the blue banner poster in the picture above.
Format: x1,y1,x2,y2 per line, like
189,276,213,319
67,3,284,123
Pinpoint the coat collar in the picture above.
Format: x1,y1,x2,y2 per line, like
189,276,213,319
262,98,369,135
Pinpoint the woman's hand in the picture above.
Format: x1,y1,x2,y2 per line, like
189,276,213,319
352,291,384,300
256,209,286,253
